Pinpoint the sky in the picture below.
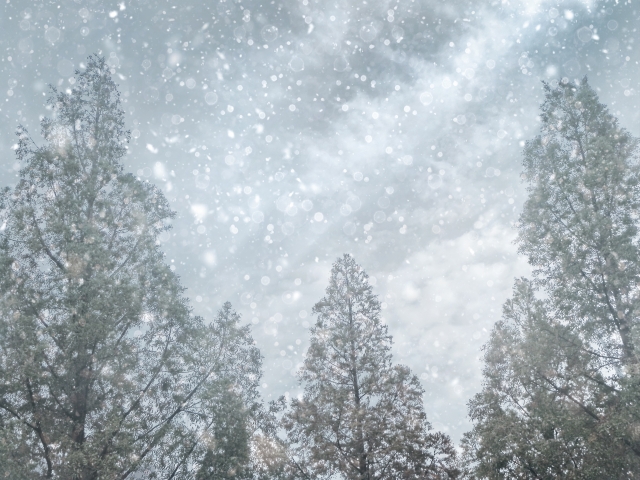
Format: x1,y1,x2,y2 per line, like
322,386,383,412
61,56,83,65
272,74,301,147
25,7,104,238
0,0,638,442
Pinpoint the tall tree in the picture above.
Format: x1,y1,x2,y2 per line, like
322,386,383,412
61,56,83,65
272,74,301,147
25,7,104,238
0,57,261,479
196,387,251,480
463,79,640,478
284,254,458,479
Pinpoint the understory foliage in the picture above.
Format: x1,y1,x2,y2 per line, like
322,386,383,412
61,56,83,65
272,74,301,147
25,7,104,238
0,57,261,479
284,254,459,480
463,78,640,478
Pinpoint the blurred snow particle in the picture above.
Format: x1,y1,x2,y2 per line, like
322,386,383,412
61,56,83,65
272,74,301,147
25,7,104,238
334,56,349,72
402,155,413,165
373,211,386,223
441,77,452,89
301,199,313,211
282,222,295,235
285,204,298,216
289,104,296,112
261,25,278,42
45,26,61,44
343,222,356,235
289,56,304,72
186,78,196,89
365,135,372,143
353,172,363,181
403,283,420,301
347,195,361,211
428,175,443,189
261,276,271,286
197,225,206,234
190,204,208,222
608,20,618,31
464,94,472,101
230,225,238,234
205,92,218,105
342,104,349,112
359,24,377,42
577,26,593,43
486,59,496,69
195,174,210,190
146,144,158,154
548,7,559,18
57,59,74,77
252,211,265,223
153,162,166,179
313,212,324,222
391,26,404,41
142,59,151,70
282,291,297,304
564,10,574,20
225,155,235,165
463,68,475,79
204,251,216,267
340,205,352,216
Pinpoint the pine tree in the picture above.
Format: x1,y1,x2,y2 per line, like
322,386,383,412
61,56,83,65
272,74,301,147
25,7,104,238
284,254,458,479
196,387,251,479
0,57,261,479
463,79,640,478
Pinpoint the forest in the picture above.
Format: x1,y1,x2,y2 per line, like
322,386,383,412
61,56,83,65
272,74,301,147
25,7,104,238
1,47,640,479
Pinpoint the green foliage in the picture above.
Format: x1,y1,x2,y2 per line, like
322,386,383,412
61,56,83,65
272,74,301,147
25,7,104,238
284,254,459,480
0,57,261,479
196,387,251,479
463,79,640,478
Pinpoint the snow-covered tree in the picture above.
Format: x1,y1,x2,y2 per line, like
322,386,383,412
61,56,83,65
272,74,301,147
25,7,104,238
0,57,261,479
284,254,458,479
463,79,640,478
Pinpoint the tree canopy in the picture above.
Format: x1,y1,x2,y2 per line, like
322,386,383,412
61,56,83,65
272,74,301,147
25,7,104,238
284,254,458,479
463,78,640,478
0,57,261,479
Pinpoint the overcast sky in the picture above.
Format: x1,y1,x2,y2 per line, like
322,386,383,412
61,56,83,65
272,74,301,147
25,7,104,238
0,0,638,441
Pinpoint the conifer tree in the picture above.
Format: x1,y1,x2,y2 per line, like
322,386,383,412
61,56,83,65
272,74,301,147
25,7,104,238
284,254,458,479
0,57,261,479
463,79,640,478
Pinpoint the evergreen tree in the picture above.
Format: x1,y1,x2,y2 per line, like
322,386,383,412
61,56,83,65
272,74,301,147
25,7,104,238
196,387,251,479
284,254,458,479
0,57,261,479
463,79,640,478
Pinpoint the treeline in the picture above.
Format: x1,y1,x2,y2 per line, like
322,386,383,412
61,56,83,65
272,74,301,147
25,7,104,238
1,57,639,479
